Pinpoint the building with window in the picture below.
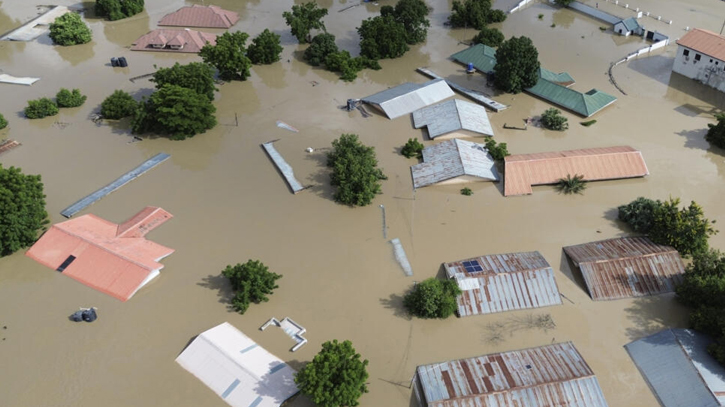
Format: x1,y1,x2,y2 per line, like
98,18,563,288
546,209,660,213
672,28,725,93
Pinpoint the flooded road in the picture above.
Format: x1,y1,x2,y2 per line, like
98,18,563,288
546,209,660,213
1,0,724,406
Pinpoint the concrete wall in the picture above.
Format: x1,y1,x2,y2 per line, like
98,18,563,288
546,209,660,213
509,0,536,14
569,1,621,24
672,45,725,93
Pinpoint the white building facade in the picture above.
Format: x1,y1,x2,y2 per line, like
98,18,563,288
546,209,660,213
672,29,725,93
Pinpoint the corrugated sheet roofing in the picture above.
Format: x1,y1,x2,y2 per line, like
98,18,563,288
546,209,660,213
131,29,217,53
362,79,454,119
676,28,725,62
451,44,498,74
503,146,649,196
413,99,494,139
416,342,608,407
158,5,239,28
411,139,499,188
619,17,641,31
26,207,174,301
625,329,725,407
444,251,562,316
539,68,575,86
176,322,299,407
563,237,685,301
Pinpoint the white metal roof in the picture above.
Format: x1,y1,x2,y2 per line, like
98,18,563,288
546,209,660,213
411,139,499,188
412,99,494,138
362,79,455,119
176,322,299,407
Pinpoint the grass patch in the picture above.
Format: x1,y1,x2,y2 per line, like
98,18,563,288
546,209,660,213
581,120,597,127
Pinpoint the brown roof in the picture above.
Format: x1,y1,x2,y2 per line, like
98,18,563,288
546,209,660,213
677,28,725,62
131,29,217,53
563,237,685,301
503,146,649,196
158,5,239,28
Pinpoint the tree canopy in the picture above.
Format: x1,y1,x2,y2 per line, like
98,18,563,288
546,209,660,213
541,108,568,131
95,0,144,21
493,36,540,94
25,98,58,119
358,15,409,60
403,278,462,319
706,113,725,149
0,165,48,257
304,33,339,66
199,32,252,81
484,137,509,161
247,29,283,65
401,138,425,159
152,62,216,101
472,26,504,48
381,0,431,44
56,88,87,108
283,2,328,44
100,90,137,119
554,0,575,6
0,113,7,130
295,339,369,407
449,0,506,30
327,134,387,206
49,12,92,46
222,260,282,314
132,84,217,140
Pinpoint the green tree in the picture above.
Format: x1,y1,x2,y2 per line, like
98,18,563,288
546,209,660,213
617,197,661,233
24,98,59,119
484,137,509,161
403,278,462,318
541,108,569,131
199,32,252,81
304,33,339,66
471,26,504,47
381,0,430,44
706,113,725,149
554,0,575,6
0,165,48,257
401,138,424,159
493,36,540,94
449,0,505,30
283,2,328,44
555,174,586,194
0,113,7,130
95,0,144,21
132,84,217,140
323,52,380,82
222,260,282,314
100,90,137,119
56,88,87,108
327,134,387,206
247,29,283,65
152,62,216,101
358,15,409,60
49,12,92,46
295,340,369,407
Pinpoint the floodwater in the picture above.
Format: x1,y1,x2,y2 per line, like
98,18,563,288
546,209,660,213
0,0,724,406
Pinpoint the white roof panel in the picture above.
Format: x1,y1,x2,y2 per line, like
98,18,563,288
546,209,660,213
362,79,455,119
413,99,494,138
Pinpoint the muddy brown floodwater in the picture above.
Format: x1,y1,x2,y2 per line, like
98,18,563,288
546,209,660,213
1,0,724,406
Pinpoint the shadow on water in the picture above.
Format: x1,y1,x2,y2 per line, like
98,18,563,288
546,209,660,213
558,250,589,296
623,294,687,341
304,151,336,202
667,72,725,117
380,293,413,321
676,128,709,150
197,273,236,310
627,55,675,87
603,206,631,234
176,334,198,357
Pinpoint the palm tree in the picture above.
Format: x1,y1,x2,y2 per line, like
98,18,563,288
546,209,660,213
555,174,587,194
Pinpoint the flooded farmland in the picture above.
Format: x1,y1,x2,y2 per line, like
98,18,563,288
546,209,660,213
1,0,724,406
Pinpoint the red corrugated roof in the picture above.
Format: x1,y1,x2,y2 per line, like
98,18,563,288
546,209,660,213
131,29,217,53
677,29,725,62
504,146,649,196
25,207,174,301
158,5,239,28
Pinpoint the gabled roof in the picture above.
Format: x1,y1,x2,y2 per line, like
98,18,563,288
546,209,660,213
26,207,174,301
176,322,299,407
158,5,239,28
416,342,608,407
677,28,725,62
539,67,575,86
444,251,561,316
625,329,725,407
503,146,649,196
412,99,494,139
131,29,217,53
563,237,685,300
362,79,455,119
618,17,641,31
451,43,498,74
411,139,499,188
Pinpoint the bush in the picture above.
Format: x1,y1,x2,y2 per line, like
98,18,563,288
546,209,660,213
449,0,505,30
304,33,339,66
555,174,586,194
0,113,7,130
100,90,137,119
132,84,217,140
95,0,144,21
152,62,216,101
484,137,509,161
401,138,425,159
461,187,473,196
358,15,409,60
222,260,282,314
56,88,87,108
283,2,328,44
25,98,59,119
494,36,541,94
617,197,660,233
0,165,48,257
324,51,380,82
327,134,387,206
581,120,597,127
541,108,569,131
555,0,575,6
403,278,462,319
472,27,504,48
706,113,725,149
49,12,92,46
199,32,252,81
248,29,283,65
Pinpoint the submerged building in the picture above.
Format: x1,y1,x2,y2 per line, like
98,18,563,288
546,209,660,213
673,28,725,93
131,29,217,53
158,5,239,28
411,139,499,189
412,99,494,139
361,79,454,119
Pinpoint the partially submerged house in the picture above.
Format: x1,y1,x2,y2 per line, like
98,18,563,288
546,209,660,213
673,28,725,93
411,139,499,189
614,17,645,37
131,29,217,53
563,237,685,301
503,146,649,196
176,322,299,407
443,251,561,317
414,342,609,407
361,79,454,119
158,5,239,28
625,329,725,407
412,99,494,139
26,207,174,301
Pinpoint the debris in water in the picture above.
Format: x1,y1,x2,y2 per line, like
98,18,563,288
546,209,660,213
305,147,314,153
70,307,98,323
276,120,299,133
357,105,371,118
390,238,413,276
310,81,319,86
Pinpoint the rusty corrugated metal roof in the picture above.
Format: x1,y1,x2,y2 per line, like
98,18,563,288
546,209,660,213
676,28,725,62
131,29,217,53
504,146,649,196
444,251,561,316
415,342,609,407
158,5,239,28
563,237,685,301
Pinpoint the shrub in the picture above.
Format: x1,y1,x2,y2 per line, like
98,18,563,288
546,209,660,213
0,165,48,257
56,88,87,108
472,27,504,48
95,0,144,21
132,84,217,140
152,62,216,101
25,98,59,119
247,29,283,65
541,108,569,131
100,90,137,119
449,0,506,29
555,174,586,194
304,33,339,66
49,12,92,46
283,2,328,44
401,138,425,159
538,13,544,19
706,113,725,149
327,134,387,206
222,260,282,314
484,137,509,161
493,36,541,94
581,120,597,127
461,187,473,196
323,51,379,81
617,197,660,233
199,32,252,81
403,278,462,319
0,113,7,130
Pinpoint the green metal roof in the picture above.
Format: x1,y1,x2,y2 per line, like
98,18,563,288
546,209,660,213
539,68,575,85
620,17,641,31
451,44,497,74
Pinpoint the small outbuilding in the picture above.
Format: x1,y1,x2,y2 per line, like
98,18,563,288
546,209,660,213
176,322,299,407
410,139,499,189
131,29,217,53
361,79,454,119
412,99,493,139
158,5,239,28
614,17,645,37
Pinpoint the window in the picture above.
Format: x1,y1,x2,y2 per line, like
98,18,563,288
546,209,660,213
695,54,701,61
462,260,483,273
710,59,713,63
683,49,689,57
